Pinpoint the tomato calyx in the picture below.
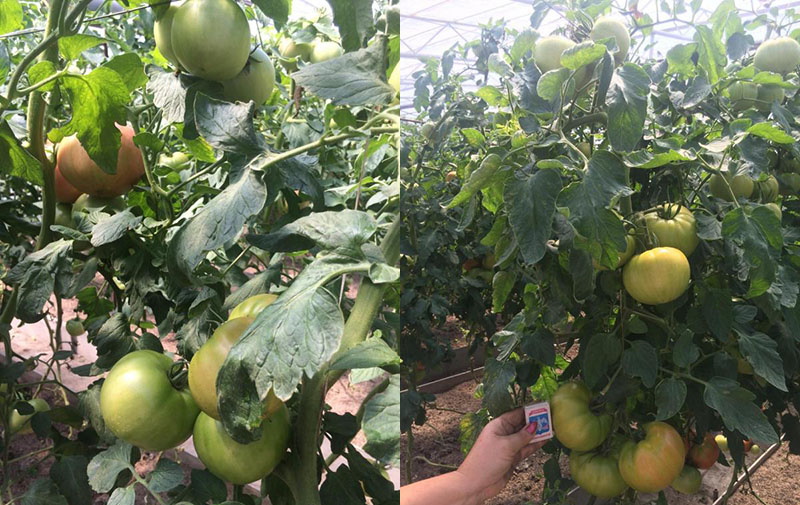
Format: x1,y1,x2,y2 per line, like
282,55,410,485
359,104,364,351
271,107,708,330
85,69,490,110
168,359,191,390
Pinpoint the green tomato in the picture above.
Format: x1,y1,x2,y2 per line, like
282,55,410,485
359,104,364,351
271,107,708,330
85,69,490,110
570,449,628,498
780,172,800,193
751,444,762,455
171,0,251,81
386,6,400,35
9,398,49,435
618,422,685,493
551,382,612,452
644,204,699,256
310,41,343,64
727,81,758,110
158,152,191,171
590,16,630,64
754,37,800,74
100,350,200,451
154,5,181,67
533,36,575,73
193,405,290,484
279,38,313,71
766,202,782,220
755,175,779,203
65,319,84,337
671,465,702,494
223,48,276,105
228,293,279,320
54,203,73,228
709,172,754,201
189,317,283,420
756,84,785,111
71,194,126,216
577,142,591,158
420,121,435,140
622,247,690,305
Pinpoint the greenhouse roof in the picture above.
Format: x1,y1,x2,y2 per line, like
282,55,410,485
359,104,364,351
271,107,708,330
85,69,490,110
399,0,798,113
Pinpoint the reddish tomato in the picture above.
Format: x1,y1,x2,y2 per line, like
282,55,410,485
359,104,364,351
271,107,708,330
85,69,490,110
618,422,685,493
55,164,82,203
688,433,720,469
57,123,145,198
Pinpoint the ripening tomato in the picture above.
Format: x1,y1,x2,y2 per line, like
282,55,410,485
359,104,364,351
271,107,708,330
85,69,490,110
100,350,199,451
55,164,82,203
228,293,278,320
570,449,628,498
189,317,283,420
618,422,685,493
551,382,612,452
193,404,290,484
688,432,720,469
57,123,144,198
644,204,699,256
671,465,702,494
622,247,690,305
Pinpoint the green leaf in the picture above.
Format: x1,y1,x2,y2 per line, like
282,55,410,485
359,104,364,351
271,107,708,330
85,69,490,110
699,286,733,341
252,0,290,29
673,330,700,368
49,67,131,173
50,456,91,505
362,375,400,466
747,123,795,144
193,94,267,154
734,328,787,391
561,40,606,70
293,42,394,106
103,53,147,93
510,29,537,64
693,25,725,85
536,68,571,101
329,338,401,370
461,128,485,147
148,458,184,493
0,119,42,184
583,333,621,388
325,0,374,52
492,271,516,313
167,169,267,281
0,0,23,35
623,149,693,169
87,443,134,493
481,358,516,416
622,340,659,387
475,85,507,106
5,240,73,323
107,487,135,505
721,206,782,297
703,377,779,444
655,378,687,420
20,480,68,505
344,447,398,503
459,411,490,454
447,153,503,208
606,63,650,152
91,211,142,247
28,60,57,92
59,34,105,61
320,466,366,505
504,169,561,265
666,43,698,77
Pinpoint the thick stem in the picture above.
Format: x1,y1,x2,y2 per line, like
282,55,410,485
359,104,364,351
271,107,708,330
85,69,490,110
289,218,400,503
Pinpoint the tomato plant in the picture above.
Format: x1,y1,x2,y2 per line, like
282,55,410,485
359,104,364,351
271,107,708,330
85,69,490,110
402,2,800,503
0,0,400,503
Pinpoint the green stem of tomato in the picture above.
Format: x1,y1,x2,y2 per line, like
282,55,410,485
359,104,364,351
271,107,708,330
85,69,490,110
290,218,399,503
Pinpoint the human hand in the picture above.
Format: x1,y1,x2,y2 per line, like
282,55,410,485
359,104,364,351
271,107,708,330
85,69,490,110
455,408,546,501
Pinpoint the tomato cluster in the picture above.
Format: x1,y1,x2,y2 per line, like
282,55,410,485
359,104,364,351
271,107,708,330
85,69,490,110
100,294,288,484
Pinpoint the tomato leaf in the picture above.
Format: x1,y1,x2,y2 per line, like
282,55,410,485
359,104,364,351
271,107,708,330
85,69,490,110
622,340,659,387
0,0,22,35
251,0,290,29
655,378,687,420
59,34,105,61
734,328,787,391
90,211,142,247
582,333,621,388
5,240,72,323
319,466,366,504
721,206,782,297
447,153,503,209
19,479,68,505
481,358,516,417
148,459,183,493
49,456,91,505
703,377,779,444
362,374,400,466
192,94,267,154
107,487,135,505
0,119,42,184
504,168,561,265
87,443,134,493
167,168,267,282
329,338,401,370
293,42,395,106
325,0,374,52
606,63,650,152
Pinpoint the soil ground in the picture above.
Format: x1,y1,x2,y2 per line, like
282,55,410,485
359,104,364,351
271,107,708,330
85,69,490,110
400,380,800,505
